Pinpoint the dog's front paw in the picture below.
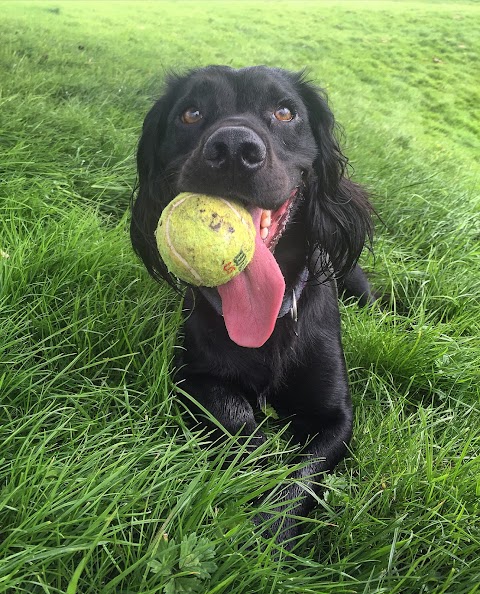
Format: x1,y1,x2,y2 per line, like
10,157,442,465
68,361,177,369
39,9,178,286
251,510,300,551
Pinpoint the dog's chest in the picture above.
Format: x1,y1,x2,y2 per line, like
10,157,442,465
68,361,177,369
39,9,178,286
183,306,298,393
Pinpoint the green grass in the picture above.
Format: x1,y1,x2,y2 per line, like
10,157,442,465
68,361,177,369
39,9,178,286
1,1,479,592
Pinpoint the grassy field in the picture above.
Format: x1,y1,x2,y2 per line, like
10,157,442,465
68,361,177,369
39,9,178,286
1,1,479,592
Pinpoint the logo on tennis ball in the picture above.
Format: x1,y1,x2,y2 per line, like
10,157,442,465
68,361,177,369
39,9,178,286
155,193,255,287
223,249,248,274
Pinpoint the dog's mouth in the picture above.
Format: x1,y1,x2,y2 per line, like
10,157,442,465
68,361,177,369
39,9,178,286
215,188,299,349
252,188,298,252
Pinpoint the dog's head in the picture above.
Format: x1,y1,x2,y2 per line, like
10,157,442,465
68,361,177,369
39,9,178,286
131,66,372,344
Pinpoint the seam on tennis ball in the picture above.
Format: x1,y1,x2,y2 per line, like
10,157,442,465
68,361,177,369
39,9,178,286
219,198,255,242
165,195,203,284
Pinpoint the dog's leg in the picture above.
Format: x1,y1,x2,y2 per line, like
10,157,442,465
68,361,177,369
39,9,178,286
177,374,267,450
256,334,353,547
340,264,376,306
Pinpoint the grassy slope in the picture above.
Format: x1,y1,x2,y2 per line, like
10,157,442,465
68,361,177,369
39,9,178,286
0,1,479,592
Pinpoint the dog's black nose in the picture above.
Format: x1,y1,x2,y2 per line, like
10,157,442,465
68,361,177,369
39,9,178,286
203,126,266,173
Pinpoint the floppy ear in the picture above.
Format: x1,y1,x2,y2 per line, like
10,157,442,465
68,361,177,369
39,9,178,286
130,91,180,289
294,75,373,279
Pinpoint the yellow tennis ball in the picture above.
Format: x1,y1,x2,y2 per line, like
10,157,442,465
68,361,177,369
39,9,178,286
155,192,255,287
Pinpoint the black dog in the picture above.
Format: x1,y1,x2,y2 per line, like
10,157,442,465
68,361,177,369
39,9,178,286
131,66,374,546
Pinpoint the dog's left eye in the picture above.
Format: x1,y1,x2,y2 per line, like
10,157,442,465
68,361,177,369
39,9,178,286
274,106,295,122
181,108,203,124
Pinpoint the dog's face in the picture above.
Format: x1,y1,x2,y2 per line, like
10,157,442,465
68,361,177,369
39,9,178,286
159,66,317,212
132,65,371,299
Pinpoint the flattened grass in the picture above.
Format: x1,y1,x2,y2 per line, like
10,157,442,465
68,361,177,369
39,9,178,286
1,1,479,592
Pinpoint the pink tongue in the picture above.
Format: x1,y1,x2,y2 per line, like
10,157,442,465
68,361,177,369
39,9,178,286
217,209,285,348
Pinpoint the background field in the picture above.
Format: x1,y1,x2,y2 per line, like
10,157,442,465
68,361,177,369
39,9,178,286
1,1,479,593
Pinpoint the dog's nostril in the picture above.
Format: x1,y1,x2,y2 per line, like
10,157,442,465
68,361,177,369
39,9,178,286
240,141,266,169
203,141,228,168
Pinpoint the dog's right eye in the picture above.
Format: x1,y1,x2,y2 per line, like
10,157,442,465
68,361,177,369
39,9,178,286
181,108,203,124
